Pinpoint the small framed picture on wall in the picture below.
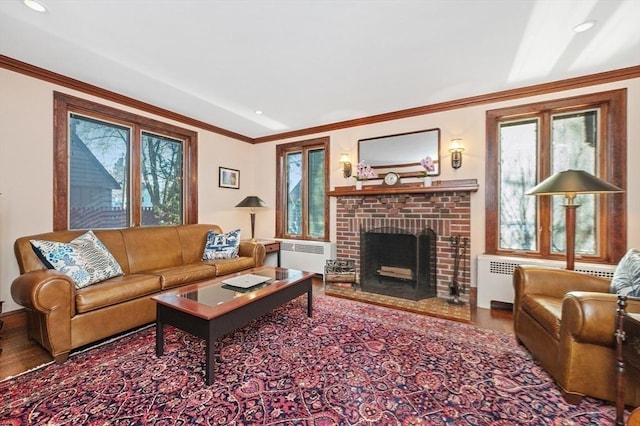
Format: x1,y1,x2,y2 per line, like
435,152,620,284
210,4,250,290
219,167,240,189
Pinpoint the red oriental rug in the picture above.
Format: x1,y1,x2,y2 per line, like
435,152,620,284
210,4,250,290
0,294,622,425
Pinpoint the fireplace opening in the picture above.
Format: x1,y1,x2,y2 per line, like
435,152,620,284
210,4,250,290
360,227,437,300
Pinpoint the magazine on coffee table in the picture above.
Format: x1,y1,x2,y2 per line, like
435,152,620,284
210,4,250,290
221,274,272,289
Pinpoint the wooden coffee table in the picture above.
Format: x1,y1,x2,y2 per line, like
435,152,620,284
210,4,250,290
153,266,314,385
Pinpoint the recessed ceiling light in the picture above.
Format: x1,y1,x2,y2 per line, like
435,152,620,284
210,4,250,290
574,20,596,33
255,110,263,115
23,0,47,13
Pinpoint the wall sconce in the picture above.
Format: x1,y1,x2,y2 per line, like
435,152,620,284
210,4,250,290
339,153,352,178
449,139,465,169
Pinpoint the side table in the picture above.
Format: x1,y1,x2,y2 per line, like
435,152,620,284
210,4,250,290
616,295,640,425
255,239,280,267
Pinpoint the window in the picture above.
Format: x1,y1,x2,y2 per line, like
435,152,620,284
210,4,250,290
486,90,626,264
276,137,329,240
54,92,197,230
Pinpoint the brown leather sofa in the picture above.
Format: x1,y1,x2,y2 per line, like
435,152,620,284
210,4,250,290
11,224,265,363
513,265,640,406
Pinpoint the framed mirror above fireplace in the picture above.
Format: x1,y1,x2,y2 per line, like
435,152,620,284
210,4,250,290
358,128,440,176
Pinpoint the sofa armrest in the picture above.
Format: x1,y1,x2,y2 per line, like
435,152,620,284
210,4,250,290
562,291,640,347
238,240,266,267
513,265,612,332
11,270,76,361
11,269,77,316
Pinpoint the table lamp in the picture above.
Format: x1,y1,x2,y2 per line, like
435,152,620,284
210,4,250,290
235,196,267,241
527,169,623,270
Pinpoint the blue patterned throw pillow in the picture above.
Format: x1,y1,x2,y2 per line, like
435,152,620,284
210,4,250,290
610,248,640,297
30,230,124,289
202,229,241,260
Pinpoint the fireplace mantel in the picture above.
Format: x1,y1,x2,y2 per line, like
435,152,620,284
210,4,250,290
328,178,478,197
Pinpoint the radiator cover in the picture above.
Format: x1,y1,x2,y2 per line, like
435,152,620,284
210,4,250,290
277,239,336,274
476,254,615,309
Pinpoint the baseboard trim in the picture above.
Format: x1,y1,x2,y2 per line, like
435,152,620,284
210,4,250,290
490,300,514,311
0,307,28,328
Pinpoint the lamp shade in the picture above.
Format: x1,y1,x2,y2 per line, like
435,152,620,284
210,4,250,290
449,138,465,152
527,169,622,197
235,196,267,208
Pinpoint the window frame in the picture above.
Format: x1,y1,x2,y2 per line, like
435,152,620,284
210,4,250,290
485,89,626,264
53,92,198,231
275,136,330,241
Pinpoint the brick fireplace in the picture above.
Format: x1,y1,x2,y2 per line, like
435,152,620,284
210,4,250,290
330,180,476,302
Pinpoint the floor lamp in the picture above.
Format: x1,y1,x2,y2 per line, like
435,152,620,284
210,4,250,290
235,196,267,241
527,169,623,270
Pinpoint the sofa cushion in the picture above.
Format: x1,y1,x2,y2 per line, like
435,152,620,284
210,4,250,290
205,256,256,276
202,229,241,260
121,226,184,273
521,295,563,339
75,273,161,314
149,263,217,289
30,230,124,289
177,224,224,264
610,248,640,297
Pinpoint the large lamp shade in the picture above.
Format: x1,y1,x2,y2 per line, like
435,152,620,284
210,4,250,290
235,196,267,209
527,169,623,270
235,196,267,240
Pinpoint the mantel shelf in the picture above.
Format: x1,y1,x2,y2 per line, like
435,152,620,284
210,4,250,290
328,179,479,197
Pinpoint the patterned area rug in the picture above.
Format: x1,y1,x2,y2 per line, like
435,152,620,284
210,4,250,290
324,285,471,323
0,295,620,425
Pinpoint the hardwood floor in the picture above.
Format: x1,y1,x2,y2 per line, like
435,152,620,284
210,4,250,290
0,309,53,381
0,281,513,382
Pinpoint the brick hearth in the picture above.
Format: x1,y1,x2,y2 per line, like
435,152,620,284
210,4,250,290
333,189,472,302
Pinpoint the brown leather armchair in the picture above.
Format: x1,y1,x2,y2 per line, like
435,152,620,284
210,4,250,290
513,265,640,406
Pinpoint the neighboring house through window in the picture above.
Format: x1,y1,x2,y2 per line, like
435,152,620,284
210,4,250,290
54,92,198,230
485,89,626,264
276,137,329,241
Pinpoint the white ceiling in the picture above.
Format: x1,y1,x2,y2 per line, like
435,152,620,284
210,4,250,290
1,0,639,139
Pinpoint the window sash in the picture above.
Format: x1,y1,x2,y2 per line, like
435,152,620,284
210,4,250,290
307,148,325,238
140,131,185,226
497,118,539,253
285,151,303,236
550,109,600,256
69,113,131,229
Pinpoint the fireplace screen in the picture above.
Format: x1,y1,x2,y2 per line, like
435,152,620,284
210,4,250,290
360,227,437,300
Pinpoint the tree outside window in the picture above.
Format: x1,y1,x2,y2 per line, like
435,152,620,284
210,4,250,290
69,115,130,229
141,132,184,226
54,92,197,230
486,90,626,264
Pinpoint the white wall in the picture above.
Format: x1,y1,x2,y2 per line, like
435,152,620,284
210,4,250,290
1,66,638,313
0,68,257,312
256,78,640,296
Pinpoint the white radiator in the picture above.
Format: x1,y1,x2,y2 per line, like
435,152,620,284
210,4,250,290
277,239,336,274
476,254,616,310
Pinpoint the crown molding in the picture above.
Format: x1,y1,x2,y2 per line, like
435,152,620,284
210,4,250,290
253,65,640,143
0,55,252,143
1,54,638,145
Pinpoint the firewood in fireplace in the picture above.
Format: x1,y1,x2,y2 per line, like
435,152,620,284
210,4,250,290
377,265,414,280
